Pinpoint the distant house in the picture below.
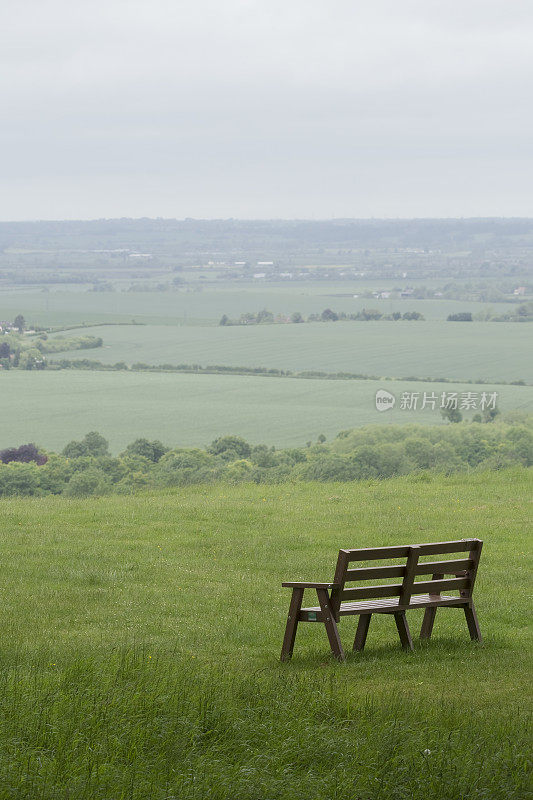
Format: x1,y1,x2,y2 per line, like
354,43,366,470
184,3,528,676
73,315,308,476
400,288,414,298
514,287,526,296
253,273,266,279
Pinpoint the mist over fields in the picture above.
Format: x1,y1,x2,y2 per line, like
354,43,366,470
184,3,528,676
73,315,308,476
1,217,531,453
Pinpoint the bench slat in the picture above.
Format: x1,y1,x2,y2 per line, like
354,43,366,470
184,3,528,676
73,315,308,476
415,540,477,555
341,539,478,562
412,577,469,593
342,546,410,562
301,593,466,619
340,583,403,600
415,559,473,575
345,565,406,581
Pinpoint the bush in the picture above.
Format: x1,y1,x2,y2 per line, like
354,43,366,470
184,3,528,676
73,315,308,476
208,436,252,460
153,449,219,486
63,432,109,458
37,454,72,494
122,438,169,463
65,468,111,497
447,312,473,321
0,443,47,465
0,463,40,496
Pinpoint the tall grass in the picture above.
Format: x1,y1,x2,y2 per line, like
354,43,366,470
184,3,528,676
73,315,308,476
0,468,531,798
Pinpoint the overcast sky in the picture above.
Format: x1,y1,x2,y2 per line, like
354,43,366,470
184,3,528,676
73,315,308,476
1,0,533,220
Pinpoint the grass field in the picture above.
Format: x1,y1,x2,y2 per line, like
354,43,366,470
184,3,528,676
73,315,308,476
2,370,532,452
49,320,533,383
0,470,531,798
0,285,517,327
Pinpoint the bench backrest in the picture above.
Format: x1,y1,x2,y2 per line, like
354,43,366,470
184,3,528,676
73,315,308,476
329,539,483,615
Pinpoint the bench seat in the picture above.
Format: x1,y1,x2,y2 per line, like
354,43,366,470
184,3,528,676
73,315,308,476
299,593,465,621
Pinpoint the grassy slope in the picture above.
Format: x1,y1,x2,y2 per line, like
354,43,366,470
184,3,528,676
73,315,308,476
1,370,532,452
0,469,531,799
49,320,532,383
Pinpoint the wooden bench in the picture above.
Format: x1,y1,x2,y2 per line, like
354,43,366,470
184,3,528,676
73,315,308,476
281,539,482,661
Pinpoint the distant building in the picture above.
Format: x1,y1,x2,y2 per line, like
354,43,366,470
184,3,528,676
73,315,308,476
514,287,526,296
253,273,266,279
257,261,274,266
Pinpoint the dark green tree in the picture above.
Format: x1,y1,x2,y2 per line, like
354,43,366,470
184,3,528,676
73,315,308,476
441,407,463,423
62,431,109,458
208,435,251,459
123,438,168,462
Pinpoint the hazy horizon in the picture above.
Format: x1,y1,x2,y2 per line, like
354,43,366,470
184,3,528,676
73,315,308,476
3,215,533,224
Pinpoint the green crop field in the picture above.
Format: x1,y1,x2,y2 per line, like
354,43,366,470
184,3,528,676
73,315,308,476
0,285,517,327
0,470,531,798
48,319,532,383
1,370,532,453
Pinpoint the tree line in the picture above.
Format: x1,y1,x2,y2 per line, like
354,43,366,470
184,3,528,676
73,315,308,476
0,415,531,497
219,308,425,325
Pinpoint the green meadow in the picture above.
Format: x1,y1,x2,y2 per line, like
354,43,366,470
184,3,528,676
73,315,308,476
0,286,516,327
49,319,532,383
2,370,532,452
0,470,531,799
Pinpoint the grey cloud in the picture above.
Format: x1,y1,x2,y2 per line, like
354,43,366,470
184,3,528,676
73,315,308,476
1,0,532,219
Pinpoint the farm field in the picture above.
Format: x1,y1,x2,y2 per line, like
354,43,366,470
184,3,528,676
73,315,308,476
0,470,531,798
49,319,533,383
0,285,517,327
1,370,532,452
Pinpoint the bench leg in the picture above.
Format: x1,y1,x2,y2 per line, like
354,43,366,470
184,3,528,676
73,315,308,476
317,588,345,661
464,602,482,643
353,613,372,652
394,611,414,651
420,606,437,639
281,588,304,661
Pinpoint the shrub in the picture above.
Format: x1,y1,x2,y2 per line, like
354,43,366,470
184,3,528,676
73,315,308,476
153,449,219,486
208,436,252,460
123,438,169,463
63,432,109,458
0,443,47,465
447,312,473,321
0,463,40,496
65,468,111,497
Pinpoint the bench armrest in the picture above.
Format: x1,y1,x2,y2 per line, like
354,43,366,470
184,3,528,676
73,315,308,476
282,581,339,589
